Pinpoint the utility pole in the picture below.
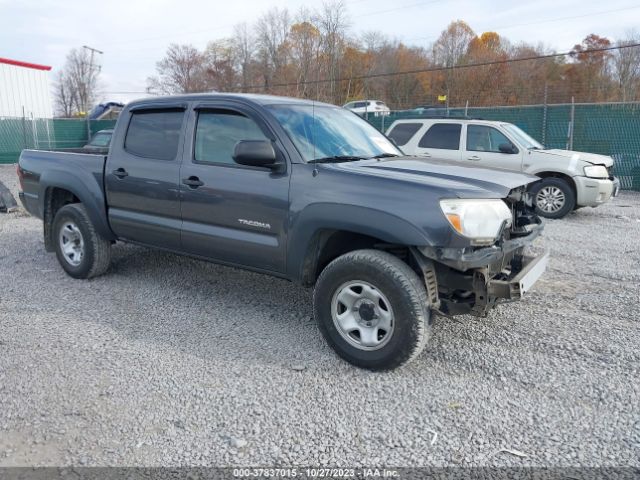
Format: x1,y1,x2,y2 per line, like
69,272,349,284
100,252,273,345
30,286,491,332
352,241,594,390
82,45,103,142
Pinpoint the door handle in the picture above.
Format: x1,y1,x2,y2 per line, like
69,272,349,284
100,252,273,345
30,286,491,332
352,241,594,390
467,155,481,161
112,168,128,178
419,153,431,158
182,176,204,188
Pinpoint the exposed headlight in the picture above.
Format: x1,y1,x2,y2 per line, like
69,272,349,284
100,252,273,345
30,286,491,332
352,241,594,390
584,165,609,179
440,199,512,245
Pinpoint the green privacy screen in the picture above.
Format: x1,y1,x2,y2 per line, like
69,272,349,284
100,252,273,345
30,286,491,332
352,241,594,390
0,118,117,164
2,103,639,190
370,102,640,191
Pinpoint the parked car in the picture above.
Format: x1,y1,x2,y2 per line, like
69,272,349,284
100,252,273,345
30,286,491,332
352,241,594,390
411,105,448,115
343,99,391,116
82,129,113,153
386,118,620,219
18,94,547,370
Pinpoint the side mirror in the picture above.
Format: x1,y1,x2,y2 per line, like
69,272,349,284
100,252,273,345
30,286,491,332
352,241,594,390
233,140,279,168
499,143,518,154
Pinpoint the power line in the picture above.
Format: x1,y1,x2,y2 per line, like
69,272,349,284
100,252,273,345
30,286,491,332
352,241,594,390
242,42,640,90
357,0,447,18
402,4,640,44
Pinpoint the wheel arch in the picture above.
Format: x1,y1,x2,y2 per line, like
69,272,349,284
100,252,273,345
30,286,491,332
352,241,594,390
532,171,577,198
289,205,431,286
39,172,115,251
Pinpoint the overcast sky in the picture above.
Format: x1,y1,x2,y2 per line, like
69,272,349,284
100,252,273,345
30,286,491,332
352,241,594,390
1,0,638,104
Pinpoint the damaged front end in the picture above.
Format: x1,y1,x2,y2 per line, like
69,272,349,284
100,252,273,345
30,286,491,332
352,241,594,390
413,187,548,317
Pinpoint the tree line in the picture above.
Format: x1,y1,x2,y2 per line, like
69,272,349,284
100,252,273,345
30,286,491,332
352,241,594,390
54,2,640,115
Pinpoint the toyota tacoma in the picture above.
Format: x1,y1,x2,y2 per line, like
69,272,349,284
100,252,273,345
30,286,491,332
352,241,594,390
18,94,548,370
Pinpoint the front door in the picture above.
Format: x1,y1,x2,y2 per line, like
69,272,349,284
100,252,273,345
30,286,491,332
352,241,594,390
179,105,290,273
463,124,523,171
105,107,186,250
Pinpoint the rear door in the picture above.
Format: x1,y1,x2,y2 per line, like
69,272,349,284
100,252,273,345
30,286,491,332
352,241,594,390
105,105,186,249
412,122,463,161
178,102,290,273
463,124,523,171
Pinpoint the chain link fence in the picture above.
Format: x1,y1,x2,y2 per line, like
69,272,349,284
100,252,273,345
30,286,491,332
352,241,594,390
368,102,640,191
1,102,639,190
0,117,117,163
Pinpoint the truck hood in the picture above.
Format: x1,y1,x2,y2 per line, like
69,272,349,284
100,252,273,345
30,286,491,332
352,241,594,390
324,157,539,198
532,149,614,167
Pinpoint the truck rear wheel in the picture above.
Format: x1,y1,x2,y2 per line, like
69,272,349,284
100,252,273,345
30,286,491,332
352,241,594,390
52,203,111,279
531,177,575,219
313,249,431,370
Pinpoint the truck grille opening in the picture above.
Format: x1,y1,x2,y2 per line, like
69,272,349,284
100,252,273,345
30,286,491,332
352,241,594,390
505,188,541,238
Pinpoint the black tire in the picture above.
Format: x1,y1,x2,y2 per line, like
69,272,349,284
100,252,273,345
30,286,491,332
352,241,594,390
52,203,111,279
530,177,576,219
313,249,431,370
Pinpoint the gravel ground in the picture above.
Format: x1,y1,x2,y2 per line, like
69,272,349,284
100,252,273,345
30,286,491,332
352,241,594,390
0,163,639,468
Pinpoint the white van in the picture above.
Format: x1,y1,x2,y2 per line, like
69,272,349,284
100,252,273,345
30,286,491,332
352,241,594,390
386,118,620,219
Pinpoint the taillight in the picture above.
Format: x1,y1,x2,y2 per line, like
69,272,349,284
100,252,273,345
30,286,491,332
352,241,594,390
17,164,24,191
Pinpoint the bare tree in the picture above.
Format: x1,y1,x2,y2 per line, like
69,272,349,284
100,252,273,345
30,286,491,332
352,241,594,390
147,44,209,94
53,71,75,117
204,40,237,91
53,48,101,116
232,23,256,91
255,7,291,91
613,30,640,101
316,1,349,103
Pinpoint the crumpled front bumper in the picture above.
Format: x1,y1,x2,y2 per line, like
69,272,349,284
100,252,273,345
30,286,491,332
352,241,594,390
487,250,549,300
419,220,544,272
416,221,548,316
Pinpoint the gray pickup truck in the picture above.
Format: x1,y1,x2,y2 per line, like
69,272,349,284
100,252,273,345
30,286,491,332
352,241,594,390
18,94,548,370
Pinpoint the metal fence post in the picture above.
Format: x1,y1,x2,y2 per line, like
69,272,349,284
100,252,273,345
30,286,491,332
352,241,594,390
568,96,575,151
21,107,28,149
542,84,548,147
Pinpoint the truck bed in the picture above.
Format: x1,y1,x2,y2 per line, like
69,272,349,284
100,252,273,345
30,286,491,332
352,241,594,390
18,149,107,220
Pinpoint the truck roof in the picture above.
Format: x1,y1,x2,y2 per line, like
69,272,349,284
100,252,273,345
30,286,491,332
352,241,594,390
126,93,335,109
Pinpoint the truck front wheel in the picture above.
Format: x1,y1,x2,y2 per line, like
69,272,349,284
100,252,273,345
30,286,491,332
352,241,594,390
52,203,111,279
313,249,431,370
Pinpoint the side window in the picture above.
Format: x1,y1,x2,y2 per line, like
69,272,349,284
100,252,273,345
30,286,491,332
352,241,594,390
387,123,422,147
418,123,461,150
124,110,184,160
467,125,513,153
195,110,269,165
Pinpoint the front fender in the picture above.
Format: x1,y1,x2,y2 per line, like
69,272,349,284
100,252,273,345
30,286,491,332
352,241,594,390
286,203,434,283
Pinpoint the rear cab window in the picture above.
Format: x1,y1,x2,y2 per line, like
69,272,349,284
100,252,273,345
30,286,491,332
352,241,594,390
387,123,422,147
418,123,462,150
124,109,185,160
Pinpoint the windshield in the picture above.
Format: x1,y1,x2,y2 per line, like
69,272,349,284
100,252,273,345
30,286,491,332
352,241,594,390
89,132,111,147
502,123,544,150
267,104,401,162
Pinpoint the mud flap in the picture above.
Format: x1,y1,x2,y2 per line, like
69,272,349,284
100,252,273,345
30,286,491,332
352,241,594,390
0,180,18,213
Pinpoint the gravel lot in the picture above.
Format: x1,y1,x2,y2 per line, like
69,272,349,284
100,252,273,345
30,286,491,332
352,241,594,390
0,163,639,469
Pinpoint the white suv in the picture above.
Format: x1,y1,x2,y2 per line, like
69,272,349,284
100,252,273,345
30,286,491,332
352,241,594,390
343,100,391,117
386,118,620,219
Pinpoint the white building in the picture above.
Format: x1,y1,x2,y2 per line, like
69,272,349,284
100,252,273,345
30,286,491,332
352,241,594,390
0,56,53,118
